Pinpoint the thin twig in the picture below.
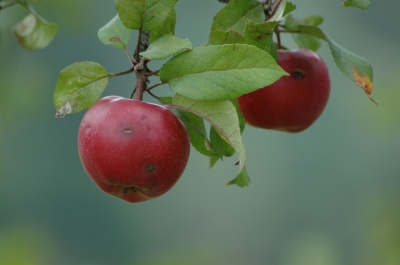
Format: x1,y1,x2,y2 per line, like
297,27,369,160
146,82,164,91
269,0,283,19
108,66,135,78
275,29,305,35
125,49,136,66
274,29,282,49
146,90,160,100
130,87,137,99
147,69,159,77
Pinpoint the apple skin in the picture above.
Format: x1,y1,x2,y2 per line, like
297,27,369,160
78,96,190,203
238,49,330,133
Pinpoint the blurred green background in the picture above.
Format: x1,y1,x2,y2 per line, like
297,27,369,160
1,1,399,264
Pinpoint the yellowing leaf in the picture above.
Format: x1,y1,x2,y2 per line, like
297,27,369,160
352,67,377,104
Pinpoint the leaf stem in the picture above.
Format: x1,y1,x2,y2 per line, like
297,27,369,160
146,90,160,100
108,66,135,78
275,29,282,49
146,82,164,91
125,49,137,66
276,29,301,34
147,69,159,77
269,0,283,18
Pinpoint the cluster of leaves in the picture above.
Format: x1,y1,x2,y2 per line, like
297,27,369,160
0,0,57,50
52,0,373,187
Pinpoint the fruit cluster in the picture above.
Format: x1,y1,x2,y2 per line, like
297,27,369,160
52,0,374,203
78,48,330,202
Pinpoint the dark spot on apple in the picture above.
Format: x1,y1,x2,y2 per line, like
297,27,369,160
145,164,156,173
292,68,305,80
124,187,137,194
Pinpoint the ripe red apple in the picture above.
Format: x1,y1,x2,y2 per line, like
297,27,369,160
78,96,190,203
238,49,330,133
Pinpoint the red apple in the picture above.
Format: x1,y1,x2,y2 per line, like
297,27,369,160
78,96,190,203
238,49,330,133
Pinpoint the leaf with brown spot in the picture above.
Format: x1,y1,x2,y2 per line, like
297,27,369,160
352,67,377,104
98,15,133,50
297,25,376,104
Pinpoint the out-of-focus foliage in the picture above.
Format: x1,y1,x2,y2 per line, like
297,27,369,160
0,225,57,265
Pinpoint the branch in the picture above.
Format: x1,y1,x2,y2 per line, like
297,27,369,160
135,78,147,101
134,30,150,61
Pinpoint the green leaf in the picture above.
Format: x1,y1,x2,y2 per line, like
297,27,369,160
342,0,370,10
285,15,323,51
115,0,177,42
298,25,375,103
207,30,246,45
210,0,264,35
268,0,296,21
298,15,324,26
170,94,247,176
226,165,250,187
243,19,278,59
98,15,133,50
140,34,192,60
230,99,245,133
281,1,297,17
158,97,216,157
53,62,109,118
207,99,245,167
181,112,216,157
209,156,220,169
241,1,296,59
159,44,287,102
210,126,235,158
13,13,57,50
